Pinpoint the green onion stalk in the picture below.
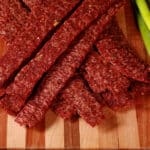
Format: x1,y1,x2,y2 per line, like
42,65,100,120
132,0,150,55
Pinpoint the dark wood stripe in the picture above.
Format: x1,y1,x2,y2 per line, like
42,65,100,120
64,119,80,149
125,0,147,60
26,120,45,149
0,36,7,149
0,109,7,148
0,37,7,57
136,96,150,148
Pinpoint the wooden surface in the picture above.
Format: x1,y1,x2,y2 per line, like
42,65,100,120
0,1,150,149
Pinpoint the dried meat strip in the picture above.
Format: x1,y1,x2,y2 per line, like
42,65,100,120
5,0,124,117
0,0,124,115
59,78,104,127
0,0,80,88
0,0,29,42
14,1,124,125
51,97,77,120
130,81,150,96
82,50,132,108
102,90,132,109
83,51,130,93
96,20,150,83
16,78,104,127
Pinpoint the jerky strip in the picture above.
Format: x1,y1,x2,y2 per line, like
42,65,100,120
51,97,77,120
83,50,130,94
16,78,104,127
0,0,123,114
102,90,132,110
0,0,29,42
13,0,121,124
96,20,150,83
130,81,150,96
82,50,131,108
0,0,81,88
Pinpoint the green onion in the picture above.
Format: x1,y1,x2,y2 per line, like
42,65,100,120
135,0,150,30
137,12,150,55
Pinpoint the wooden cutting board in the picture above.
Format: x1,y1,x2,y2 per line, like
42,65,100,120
0,0,150,149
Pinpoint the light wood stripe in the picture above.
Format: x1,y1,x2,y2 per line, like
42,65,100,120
0,109,7,148
45,110,64,149
7,115,26,148
98,109,118,149
64,119,80,149
26,121,45,149
79,119,100,149
116,110,140,148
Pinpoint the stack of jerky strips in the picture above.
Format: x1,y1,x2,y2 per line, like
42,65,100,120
0,0,150,127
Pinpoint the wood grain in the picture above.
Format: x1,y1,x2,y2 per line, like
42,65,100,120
45,110,64,149
7,116,26,148
0,108,7,148
26,121,45,148
0,38,7,149
79,119,100,149
64,119,80,149
116,110,140,148
0,1,150,149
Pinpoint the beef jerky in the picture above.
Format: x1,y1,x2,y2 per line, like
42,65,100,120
0,0,80,88
102,90,132,109
96,19,150,83
16,78,104,127
83,51,130,94
0,0,124,115
51,97,77,120
0,0,29,42
131,81,150,96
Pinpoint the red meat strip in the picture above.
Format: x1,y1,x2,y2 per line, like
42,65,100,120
60,78,104,127
16,78,104,127
130,82,150,96
96,20,150,83
102,91,132,110
13,0,124,125
0,0,124,115
83,51,130,93
0,0,81,88
83,50,132,108
0,0,29,42
51,97,77,120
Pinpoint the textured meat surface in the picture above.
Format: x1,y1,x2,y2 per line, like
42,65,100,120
12,0,124,125
0,0,80,88
96,20,150,83
51,97,77,119
131,82,150,96
83,51,130,93
0,0,124,115
102,91,132,109
83,50,131,108
0,0,29,42
16,78,104,127
59,78,104,127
